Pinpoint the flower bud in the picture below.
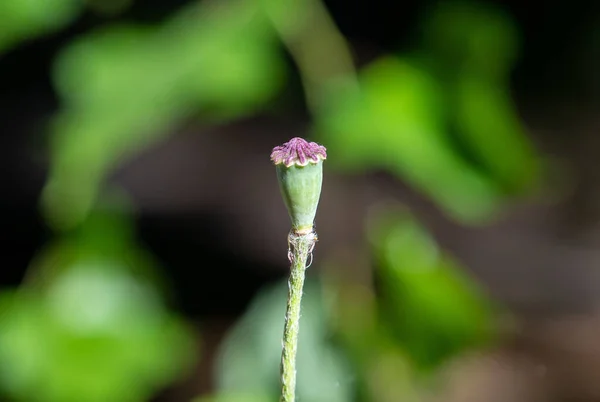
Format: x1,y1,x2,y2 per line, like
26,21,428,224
271,137,327,234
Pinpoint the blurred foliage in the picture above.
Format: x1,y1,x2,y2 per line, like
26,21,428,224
333,281,420,402
42,0,285,231
330,204,496,400
213,279,353,402
368,206,495,372
420,2,519,77
193,394,273,402
0,209,197,402
0,0,81,54
0,0,139,54
420,2,539,193
316,2,540,223
317,57,504,222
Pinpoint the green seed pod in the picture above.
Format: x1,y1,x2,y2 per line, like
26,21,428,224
271,137,327,235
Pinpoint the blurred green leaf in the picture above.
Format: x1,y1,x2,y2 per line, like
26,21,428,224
418,1,540,194
193,393,274,402
214,279,353,402
167,0,284,117
43,0,285,231
452,76,540,193
0,272,195,402
317,56,503,223
331,281,421,402
420,1,519,78
0,210,197,402
316,2,541,224
0,0,81,53
368,207,495,372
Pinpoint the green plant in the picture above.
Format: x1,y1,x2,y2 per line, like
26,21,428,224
271,137,327,402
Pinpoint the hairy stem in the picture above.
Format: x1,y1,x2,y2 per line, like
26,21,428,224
280,231,316,402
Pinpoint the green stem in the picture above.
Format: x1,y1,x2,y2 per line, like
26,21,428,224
265,0,359,116
280,231,316,402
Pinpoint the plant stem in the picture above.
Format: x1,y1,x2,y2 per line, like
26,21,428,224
280,230,316,402
265,0,359,117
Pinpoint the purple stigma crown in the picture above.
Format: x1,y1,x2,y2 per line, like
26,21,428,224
270,137,327,168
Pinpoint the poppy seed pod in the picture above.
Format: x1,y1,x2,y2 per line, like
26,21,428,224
271,137,327,235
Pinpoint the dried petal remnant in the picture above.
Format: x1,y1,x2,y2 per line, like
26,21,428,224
271,137,327,167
